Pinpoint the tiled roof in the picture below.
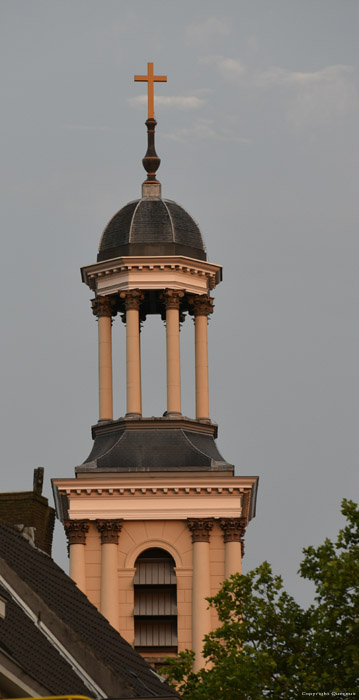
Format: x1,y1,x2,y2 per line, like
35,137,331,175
0,586,88,695
0,524,177,698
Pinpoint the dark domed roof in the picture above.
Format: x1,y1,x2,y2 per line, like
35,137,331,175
98,198,206,262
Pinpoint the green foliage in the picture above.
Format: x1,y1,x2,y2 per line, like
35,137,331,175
162,499,359,699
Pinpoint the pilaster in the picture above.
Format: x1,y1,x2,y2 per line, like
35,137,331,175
187,518,213,671
64,519,89,594
219,517,246,578
97,519,123,630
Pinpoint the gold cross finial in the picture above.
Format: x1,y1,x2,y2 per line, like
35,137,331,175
134,62,167,120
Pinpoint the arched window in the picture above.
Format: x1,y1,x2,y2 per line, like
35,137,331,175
134,548,177,653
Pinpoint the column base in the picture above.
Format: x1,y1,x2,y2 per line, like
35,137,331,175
196,417,211,424
162,411,182,419
125,412,142,419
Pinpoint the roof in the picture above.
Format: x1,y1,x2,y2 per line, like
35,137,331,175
76,418,234,474
0,586,89,696
0,524,178,699
98,199,206,262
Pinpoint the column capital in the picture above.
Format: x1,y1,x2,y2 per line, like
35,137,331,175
91,296,117,318
187,518,214,543
96,519,123,544
162,289,185,310
120,289,144,311
64,519,89,545
188,294,214,317
219,518,246,554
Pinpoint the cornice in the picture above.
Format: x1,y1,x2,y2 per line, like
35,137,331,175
81,255,222,294
57,483,254,498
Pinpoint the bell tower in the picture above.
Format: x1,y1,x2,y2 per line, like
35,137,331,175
52,63,258,670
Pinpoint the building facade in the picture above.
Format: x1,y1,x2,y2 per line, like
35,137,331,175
52,63,258,670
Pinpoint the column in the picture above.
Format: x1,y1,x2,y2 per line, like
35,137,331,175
163,290,184,415
64,520,89,594
92,297,116,421
219,518,246,579
97,519,123,630
120,291,143,417
187,518,214,671
192,295,214,421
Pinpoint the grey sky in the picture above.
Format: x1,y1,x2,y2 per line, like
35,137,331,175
1,0,358,606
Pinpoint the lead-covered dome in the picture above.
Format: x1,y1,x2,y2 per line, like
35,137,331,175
98,197,206,262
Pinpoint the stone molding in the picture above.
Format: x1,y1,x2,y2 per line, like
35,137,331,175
162,289,185,310
187,518,214,543
219,517,246,555
188,294,214,317
96,519,123,544
91,296,117,318
119,289,144,311
64,519,89,545
63,485,243,496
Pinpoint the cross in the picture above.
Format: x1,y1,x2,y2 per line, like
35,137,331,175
134,62,167,120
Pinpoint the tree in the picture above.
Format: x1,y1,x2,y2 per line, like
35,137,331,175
163,499,359,699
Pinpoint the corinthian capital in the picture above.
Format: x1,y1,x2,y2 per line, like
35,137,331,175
64,519,89,545
162,289,185,310
96,519,123,544
120,289,144,311
187,518,214,543
91,296,117,318
219,518,246,555
188,294,214,317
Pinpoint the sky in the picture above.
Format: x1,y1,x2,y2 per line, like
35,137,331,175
0,0,358,607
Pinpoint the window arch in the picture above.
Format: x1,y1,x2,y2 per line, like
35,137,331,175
134,548,177,653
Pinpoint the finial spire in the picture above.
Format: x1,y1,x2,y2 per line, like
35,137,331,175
134,62,167,195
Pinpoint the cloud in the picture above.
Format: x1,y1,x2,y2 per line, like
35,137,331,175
186,16,231,44
163,118,252,145
200,55,246,81
284,66,358,128
200,56,358,127
254,64,356,89
128,95,205,110
254,64,358,127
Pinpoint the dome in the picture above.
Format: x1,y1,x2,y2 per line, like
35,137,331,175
98,197,206,262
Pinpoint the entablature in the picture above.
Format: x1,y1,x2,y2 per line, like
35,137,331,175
81,255,222,296
52,475,258,525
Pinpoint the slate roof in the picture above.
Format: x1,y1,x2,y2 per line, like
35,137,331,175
0,524,178,698
98,199,206,262
77,420,234,474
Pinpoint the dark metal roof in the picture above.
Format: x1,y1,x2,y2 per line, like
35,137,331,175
98,199,206,262
76,418,234,474
0,524,178,698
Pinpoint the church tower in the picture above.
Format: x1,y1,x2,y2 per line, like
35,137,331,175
52,63,258,670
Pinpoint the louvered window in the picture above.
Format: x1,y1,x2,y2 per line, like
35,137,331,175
134,548,177,651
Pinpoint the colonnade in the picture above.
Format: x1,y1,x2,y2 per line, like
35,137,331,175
65,516,246,664
91,290,214,422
